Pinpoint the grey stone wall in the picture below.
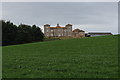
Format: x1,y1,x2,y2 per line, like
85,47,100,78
44,24,85,38
44,24,50,37
44,24,72,37
65,24,72,37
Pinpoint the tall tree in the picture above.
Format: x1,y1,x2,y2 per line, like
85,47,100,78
2,20,18,46
2,20,44,46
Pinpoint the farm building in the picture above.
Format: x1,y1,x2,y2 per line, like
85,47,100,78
88,32,112,37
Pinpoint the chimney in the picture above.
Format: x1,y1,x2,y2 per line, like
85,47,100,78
57,24,59,26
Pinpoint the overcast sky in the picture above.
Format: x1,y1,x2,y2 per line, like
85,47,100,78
2,2,118,34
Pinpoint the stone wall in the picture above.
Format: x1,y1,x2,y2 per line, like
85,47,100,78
44,24,85,38
44,24,72,37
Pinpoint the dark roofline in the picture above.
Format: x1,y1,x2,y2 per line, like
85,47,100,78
66,24,72,26
72,29,85,32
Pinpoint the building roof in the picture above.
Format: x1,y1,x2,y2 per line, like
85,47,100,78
44,24,50,26
44,24,72,29
50,24,67,29
50,26,67,29
66,24,72,26
73,29,85,32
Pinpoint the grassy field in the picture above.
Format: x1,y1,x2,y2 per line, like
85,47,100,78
2,35,119,78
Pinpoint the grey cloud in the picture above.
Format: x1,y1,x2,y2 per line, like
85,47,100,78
2,2,118,34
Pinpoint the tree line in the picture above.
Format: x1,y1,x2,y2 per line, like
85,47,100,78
1,20,44,46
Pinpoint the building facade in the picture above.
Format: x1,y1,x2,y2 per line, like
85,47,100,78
72,29,85,38
44,24,85,38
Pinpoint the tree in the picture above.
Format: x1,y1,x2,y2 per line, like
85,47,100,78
32,25,44,41
2,20,44,46
2,20,18,46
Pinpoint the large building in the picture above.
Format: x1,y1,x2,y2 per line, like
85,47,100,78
44,24,85,38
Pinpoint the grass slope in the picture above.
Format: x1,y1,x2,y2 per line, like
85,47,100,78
2,35,119,78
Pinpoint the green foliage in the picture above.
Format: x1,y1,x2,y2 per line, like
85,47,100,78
2,35,119,78
1,20,44,46
2,20,18,45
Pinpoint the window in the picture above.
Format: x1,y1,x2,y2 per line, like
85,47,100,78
46,34,49,36
67,29,70,31
51,30,53,32
58,29,61,31
51,34,53,36
58,34,61,37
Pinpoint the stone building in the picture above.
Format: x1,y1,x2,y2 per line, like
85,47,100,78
44,24,85,38
72,29,85,38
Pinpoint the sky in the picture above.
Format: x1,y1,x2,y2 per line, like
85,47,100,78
2,2,118,34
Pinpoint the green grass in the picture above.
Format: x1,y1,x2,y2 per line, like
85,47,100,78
2,35,119,78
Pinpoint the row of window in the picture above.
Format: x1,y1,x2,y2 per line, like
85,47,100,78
46,34,71,36
46,29,71,32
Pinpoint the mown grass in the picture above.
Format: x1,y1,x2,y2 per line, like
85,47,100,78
2,35,119,78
